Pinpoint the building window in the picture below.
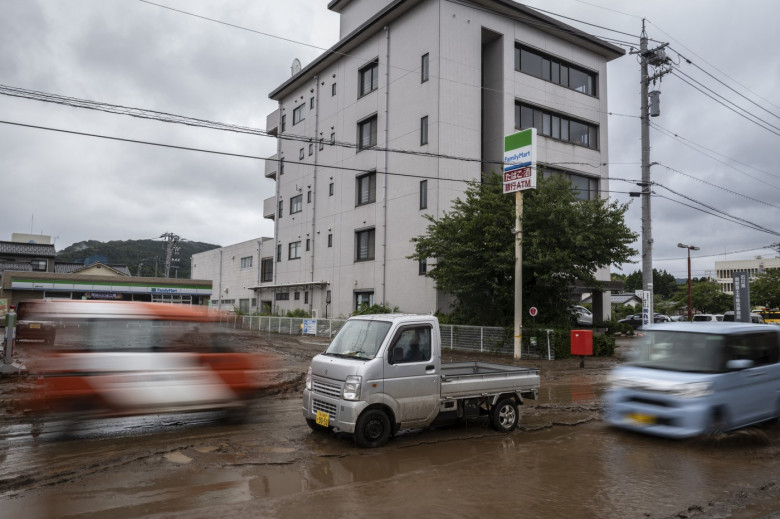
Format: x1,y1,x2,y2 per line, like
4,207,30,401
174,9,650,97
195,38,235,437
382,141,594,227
515,44,597,97
293,104,305,125
261,257,273,282
541,167,599,201
310,97,315,109
419,258,427,275
420,116,428,145
299,148,305,160
356,171,376,206
357,115,378,151
309,143,314,156
419,179,427,210
280,158,285,175
306,238,310,251
515,102,598,150
290,194,303,214
304,291,309,304
355,228,375,262
276,292,289,301
328,234,333,247
329,182,334,196
278,199,284,218
355,291,374,311
240,256,253,269
276,244,282,262
31,259,47,271
281,114,286,132
294,291,300,301
289,241,301,260
359,59,379,97
319,138,324,151
307,190,312,203
421,53,429,83
332,83,337,96
330,132,335,145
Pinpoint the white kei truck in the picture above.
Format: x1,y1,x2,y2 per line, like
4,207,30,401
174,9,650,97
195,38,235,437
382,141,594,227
303,314,540,447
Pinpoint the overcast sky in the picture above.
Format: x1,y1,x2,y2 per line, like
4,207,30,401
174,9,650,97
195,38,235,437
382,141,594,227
1,0,778,281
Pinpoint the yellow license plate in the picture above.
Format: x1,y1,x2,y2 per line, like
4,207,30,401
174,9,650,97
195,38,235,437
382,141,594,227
29,323,41,329
628,413,655,425
315,410,330,427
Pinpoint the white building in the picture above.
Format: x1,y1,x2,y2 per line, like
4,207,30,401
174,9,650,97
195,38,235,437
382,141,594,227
191,238,274,313
261,0,624,320
715,257,780,294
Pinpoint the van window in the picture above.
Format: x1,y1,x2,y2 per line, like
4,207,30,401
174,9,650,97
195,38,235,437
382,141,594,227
632,330,725,373
724,332,779,366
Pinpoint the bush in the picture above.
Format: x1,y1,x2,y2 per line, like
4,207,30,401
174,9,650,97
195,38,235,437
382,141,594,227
352,303,400,316
286,308,311,318
595,319,634,336
593,333,616,357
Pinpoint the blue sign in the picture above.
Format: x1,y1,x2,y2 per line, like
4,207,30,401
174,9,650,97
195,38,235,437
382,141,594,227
302,319,317,335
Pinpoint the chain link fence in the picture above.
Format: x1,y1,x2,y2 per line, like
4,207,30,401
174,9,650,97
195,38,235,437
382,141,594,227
222,315,556,360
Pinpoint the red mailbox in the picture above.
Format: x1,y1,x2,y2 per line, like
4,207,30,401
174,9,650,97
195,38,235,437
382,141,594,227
570,329,593,356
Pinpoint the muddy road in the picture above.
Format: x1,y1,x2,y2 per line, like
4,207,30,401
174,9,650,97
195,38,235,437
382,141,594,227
1,328,780,518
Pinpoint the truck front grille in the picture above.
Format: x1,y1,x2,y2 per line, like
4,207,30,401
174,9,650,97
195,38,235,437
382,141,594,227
312,379,341,398
313,399,337,416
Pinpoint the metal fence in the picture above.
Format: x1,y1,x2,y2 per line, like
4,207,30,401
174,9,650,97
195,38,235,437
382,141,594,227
223,315,556,360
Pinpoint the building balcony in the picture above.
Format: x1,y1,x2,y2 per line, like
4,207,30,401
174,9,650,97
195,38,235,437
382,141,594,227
265,154,278,180
266,108,279,136
263,196,276,220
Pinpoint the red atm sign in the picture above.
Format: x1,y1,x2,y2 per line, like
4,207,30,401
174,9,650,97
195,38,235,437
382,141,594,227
503,128,537,193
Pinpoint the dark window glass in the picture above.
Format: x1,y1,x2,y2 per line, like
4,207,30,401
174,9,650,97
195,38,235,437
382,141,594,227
289,241,301,260
332,83,336,96
356,172,376,206
359,60,379,97
290,194,302,214
358,115,378,150
420,116,428,145
421,53,429,83
356,228,375,261
520,49,542,78
261,257,273,282
293,104,305,125
420,180,428,210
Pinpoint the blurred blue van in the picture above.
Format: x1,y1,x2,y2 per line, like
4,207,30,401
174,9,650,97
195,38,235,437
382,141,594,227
604,322,780,438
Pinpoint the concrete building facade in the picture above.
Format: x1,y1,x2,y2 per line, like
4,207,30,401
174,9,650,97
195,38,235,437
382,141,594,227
715,257,780,294
262,0,624,319
191,238,275,313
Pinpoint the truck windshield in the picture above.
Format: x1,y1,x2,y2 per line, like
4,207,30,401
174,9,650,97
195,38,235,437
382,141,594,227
325,319,391,360
630,330,725,373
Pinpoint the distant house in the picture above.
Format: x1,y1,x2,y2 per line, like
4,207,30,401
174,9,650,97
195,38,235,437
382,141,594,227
582,292,642,309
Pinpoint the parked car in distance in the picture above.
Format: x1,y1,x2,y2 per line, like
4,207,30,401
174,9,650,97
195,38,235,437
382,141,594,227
722,311,764,324
570,305,593,327
692,314,724,322
604,322,780,439
669,315,688,322
618,313,672,329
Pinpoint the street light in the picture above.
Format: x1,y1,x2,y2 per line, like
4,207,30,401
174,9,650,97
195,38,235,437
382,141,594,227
677,243,700,320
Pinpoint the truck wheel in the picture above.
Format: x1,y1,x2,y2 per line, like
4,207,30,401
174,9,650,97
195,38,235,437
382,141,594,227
491,398,519,432
354,409,391,448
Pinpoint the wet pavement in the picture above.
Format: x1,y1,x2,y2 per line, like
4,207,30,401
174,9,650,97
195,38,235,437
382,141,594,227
1,328,779,518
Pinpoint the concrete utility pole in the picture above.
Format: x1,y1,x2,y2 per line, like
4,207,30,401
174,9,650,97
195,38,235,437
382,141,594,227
160,232,181,278
633,20,671,325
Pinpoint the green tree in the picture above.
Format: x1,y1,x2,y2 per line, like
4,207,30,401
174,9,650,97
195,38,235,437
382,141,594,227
623,269,678,299
751,269,780,309
677,279,731,314
410,173,637,326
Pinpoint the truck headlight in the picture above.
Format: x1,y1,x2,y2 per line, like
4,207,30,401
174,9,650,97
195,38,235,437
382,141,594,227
305,367,312,391
343,375,362,401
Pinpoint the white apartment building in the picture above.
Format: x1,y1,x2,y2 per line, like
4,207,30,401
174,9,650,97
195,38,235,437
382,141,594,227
262,0,624,319
191,238,274,313
715,257,780,294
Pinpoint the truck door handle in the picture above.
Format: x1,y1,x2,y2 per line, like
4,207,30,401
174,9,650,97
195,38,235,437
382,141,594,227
426,365,435,371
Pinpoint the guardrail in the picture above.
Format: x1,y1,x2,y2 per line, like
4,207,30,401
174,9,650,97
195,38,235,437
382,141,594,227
221,315,556,360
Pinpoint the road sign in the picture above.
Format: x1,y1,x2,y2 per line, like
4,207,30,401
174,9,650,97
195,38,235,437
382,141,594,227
302,319,317,335
529,307,538,317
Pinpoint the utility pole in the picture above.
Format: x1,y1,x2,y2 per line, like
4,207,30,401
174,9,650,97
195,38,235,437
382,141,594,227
632,20,671,326
160,232,181,278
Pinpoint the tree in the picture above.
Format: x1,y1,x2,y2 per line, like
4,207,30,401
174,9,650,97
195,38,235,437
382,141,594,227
751,269,780,309
676,279,731,314
410,173,637,326
623,269,678,299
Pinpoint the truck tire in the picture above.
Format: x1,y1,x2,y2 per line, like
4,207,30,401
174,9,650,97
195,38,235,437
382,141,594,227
354,409,392,448
491,398,519,432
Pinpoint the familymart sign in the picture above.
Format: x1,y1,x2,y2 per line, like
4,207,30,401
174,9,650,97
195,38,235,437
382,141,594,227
503,128,537,193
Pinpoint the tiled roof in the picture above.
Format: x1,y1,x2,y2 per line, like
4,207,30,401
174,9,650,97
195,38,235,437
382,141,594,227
0,262,33,273
55,262,131,276
0,240,56,257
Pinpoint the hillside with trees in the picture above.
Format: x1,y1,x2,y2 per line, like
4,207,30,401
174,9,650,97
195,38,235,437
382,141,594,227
57,239,220,279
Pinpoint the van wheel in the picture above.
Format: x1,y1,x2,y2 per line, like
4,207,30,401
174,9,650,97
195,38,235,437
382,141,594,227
491,398,519,432
706,408,728,437
354,409,391,448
